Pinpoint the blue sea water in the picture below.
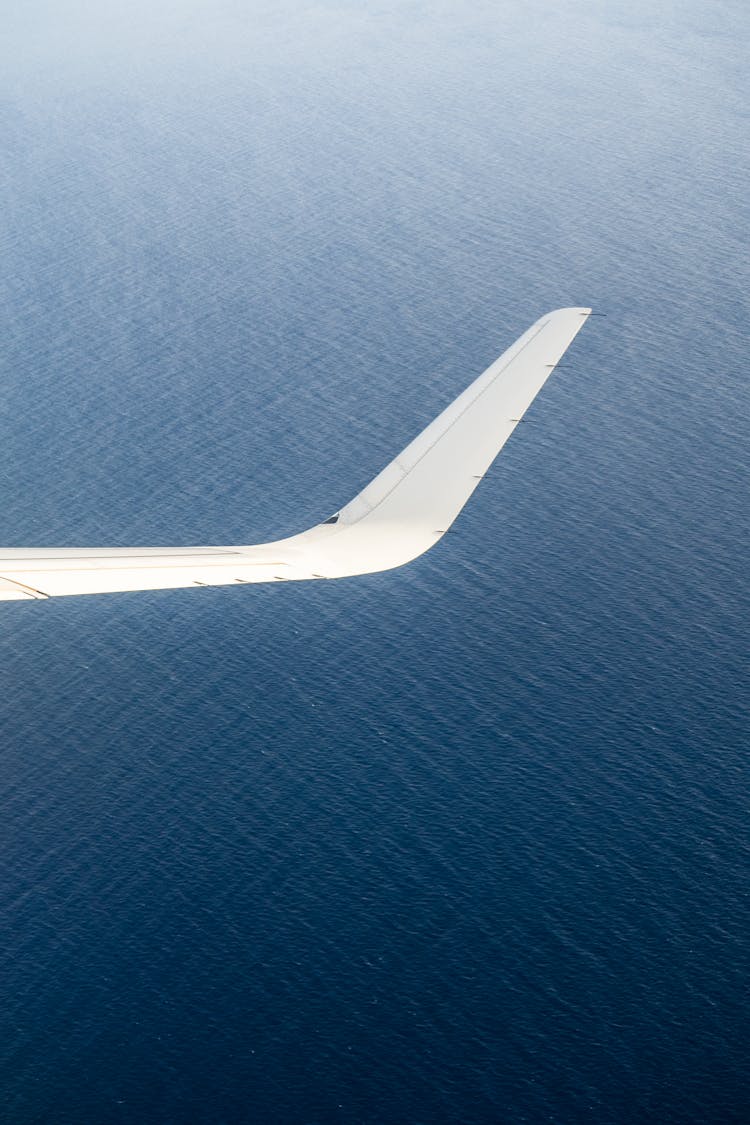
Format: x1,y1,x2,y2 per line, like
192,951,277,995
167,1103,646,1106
1,2,749,1122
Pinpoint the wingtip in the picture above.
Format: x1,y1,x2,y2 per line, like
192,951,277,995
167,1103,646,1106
549,306,593,317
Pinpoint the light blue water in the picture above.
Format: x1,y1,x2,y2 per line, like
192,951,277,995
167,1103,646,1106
1,3,749,1122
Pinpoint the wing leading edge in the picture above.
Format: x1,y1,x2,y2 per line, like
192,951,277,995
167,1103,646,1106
0,307,591,600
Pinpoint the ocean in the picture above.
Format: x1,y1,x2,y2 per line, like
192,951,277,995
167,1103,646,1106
1,2,749,1121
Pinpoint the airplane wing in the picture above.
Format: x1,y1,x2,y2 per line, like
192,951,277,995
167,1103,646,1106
0,307,591,601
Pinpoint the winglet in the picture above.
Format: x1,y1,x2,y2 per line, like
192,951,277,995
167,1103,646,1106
273,307,591,577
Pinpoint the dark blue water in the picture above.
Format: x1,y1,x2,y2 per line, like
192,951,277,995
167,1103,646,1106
2,3,749,1122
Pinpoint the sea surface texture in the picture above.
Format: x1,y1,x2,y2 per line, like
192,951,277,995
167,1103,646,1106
1,2,748,1122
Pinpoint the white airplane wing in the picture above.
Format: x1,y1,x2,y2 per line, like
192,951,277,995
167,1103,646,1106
0,307,591,601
